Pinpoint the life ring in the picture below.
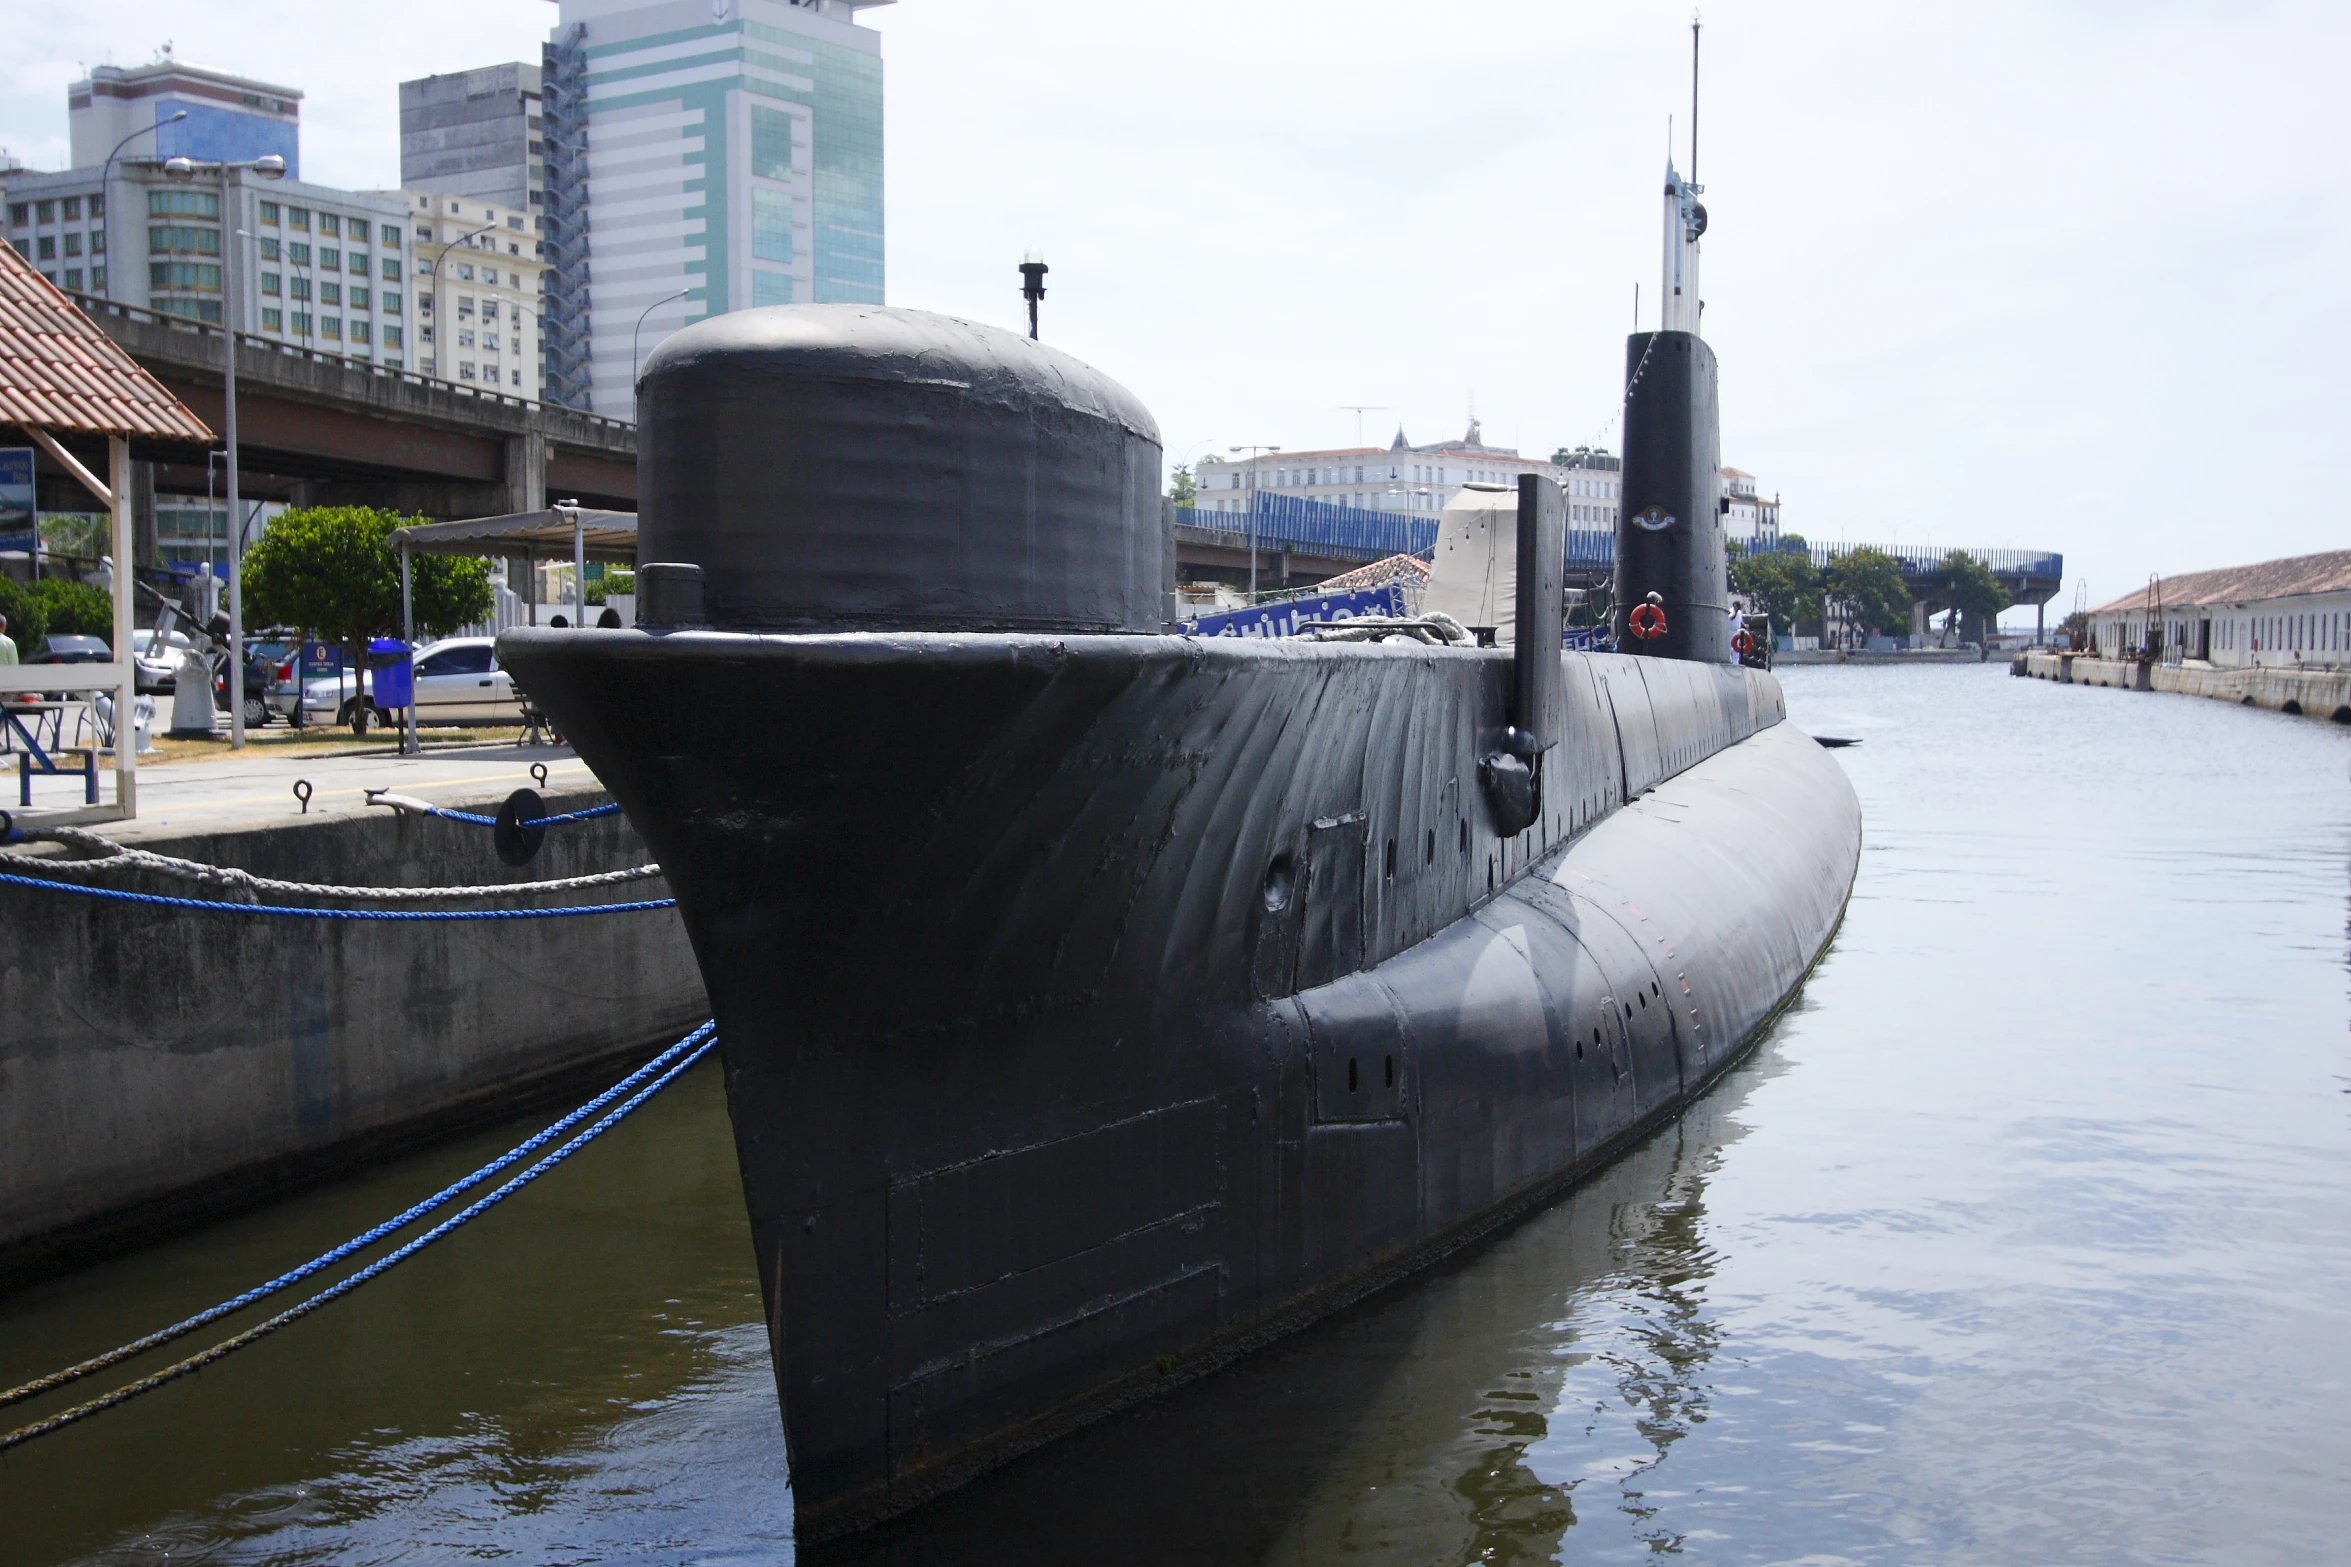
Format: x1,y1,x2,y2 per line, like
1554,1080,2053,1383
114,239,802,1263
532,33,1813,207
1732,628,1754,655
1629,603,1668,640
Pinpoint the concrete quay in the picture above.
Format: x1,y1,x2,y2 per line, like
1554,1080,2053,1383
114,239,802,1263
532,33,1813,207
2016,650,2351,720
1777,646,1987,666
0,744,707,1290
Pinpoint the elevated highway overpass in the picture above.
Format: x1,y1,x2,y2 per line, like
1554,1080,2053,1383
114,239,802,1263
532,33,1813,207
23,295,635,575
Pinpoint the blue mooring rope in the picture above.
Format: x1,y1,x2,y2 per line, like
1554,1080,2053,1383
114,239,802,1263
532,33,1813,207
428,802,624,829
0,871,673,919
0,1023,719,1453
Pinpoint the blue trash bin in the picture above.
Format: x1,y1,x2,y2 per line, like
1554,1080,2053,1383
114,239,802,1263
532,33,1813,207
367,638,413,710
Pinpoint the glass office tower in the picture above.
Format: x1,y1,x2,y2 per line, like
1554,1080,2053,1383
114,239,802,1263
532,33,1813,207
555,0,888,419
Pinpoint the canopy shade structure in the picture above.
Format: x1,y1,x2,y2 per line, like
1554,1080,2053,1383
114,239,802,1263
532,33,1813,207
387,507,638,565
388,506,638,754
0,238,216,821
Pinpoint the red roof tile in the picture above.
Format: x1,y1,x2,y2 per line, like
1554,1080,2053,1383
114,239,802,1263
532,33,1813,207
0,239,213,442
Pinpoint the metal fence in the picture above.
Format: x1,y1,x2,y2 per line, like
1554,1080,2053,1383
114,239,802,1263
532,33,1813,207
1174,501,2061,583
1176,496,1435,559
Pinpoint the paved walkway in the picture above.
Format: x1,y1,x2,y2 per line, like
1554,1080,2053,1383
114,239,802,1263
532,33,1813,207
9,741,604,843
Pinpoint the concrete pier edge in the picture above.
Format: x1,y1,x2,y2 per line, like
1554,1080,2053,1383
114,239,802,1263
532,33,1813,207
2015,649,2351,721
0,780,709,1296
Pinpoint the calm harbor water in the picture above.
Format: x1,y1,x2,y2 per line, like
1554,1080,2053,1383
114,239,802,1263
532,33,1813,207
4,661,2346,1565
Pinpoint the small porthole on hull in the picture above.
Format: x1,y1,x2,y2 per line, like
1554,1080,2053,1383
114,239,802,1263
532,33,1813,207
1384,1054,1395,1088
1459,818,1469,856
1425,827,1436,865
1348,1057,1359,1092
1385,837,1397,880
1263,853,1297,912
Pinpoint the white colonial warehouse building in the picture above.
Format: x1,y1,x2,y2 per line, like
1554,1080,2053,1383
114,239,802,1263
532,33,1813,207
2088,549,2351,667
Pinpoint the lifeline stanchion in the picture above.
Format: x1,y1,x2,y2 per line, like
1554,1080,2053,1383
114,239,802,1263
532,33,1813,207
0,872,672,920
0,1028,719,1454
0,1021,716,1417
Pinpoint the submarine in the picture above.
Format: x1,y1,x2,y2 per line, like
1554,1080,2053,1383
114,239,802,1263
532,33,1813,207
500,146,1862,1544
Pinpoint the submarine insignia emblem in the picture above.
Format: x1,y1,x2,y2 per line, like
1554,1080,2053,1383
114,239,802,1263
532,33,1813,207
1633,505,1676,531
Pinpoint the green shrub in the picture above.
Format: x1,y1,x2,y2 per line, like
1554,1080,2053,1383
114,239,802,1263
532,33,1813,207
28,578,114,641
0,576,50,659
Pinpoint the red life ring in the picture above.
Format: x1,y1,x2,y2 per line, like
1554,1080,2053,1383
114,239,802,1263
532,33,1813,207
1732,628,1755,655
1629,603,1668,640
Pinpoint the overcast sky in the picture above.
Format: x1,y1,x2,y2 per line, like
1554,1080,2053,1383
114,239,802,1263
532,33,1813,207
7,1,2345,621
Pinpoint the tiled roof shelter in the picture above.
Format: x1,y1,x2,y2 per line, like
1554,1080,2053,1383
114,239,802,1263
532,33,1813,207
0,238,212,444
0,237,212,824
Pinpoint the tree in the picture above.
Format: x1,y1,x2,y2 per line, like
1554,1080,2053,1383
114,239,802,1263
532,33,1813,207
242,506,493,710
1825,546,1912,637
1942,550,2013,644
1729,537,1823,632
1168,464,1198,508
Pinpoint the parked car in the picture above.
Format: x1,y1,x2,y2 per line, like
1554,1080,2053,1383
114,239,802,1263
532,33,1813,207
16,633,112,704
261,640,345,724
300,636,522,730
128,627,199,695
209,639,284,729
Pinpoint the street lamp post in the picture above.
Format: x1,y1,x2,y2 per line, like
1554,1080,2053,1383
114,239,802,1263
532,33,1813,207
1229,444,1280,602
98,111,187,302
167,152,285,749
633,288,693,403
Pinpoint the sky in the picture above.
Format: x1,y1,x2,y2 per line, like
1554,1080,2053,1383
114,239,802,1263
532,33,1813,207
6,0,2346,623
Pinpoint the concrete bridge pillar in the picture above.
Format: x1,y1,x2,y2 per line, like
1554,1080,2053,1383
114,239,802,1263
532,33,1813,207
504,429,548,516
1911,599,1929,639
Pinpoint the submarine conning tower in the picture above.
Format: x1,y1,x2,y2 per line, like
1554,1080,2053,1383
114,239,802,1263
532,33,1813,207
1614,156,1730,664
632,305,1168,634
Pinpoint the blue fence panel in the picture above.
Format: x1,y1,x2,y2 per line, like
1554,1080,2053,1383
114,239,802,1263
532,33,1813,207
1176,497,1437,560
1179,500,2060,585
1181,584,1408,639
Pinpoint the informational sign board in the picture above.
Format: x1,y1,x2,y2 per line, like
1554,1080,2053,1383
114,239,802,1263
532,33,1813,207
0,448,35,556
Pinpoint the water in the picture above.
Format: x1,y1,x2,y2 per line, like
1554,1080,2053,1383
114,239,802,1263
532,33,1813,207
5,663,2346,1564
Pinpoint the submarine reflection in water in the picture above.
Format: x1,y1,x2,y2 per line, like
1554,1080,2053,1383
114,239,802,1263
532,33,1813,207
502,242,1857,1540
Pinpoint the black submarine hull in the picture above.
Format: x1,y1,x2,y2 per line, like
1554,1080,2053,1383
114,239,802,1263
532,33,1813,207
501,627,1861,1541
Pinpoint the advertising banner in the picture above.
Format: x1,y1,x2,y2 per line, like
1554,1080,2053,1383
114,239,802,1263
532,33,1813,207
0,448,34,556
1181,583,1409,639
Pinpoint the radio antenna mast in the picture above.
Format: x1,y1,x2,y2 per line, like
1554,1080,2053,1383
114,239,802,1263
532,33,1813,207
1691,12,1702,183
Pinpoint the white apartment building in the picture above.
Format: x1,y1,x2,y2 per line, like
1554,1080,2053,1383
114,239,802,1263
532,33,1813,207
557,0,890,419
1192,423,1633,528
406,192,550,398
1723,467,1782,545
5,168,413,367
